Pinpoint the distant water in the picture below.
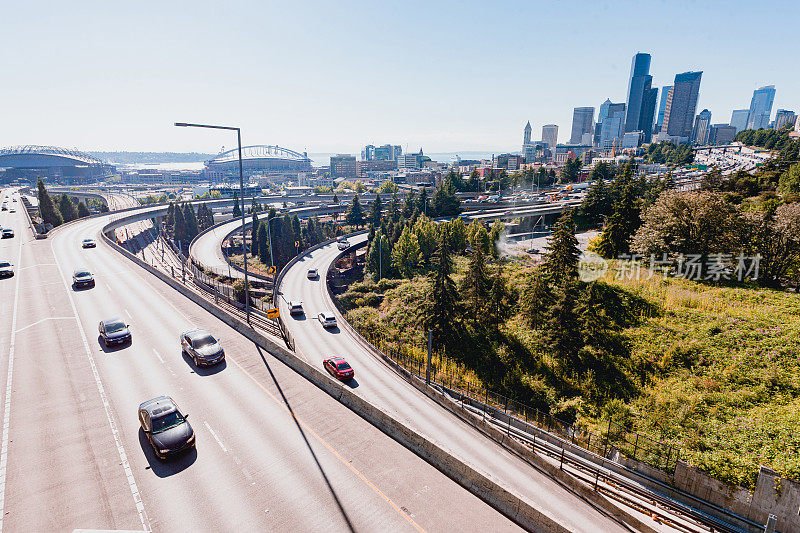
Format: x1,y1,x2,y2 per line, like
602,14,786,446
116,162,206,171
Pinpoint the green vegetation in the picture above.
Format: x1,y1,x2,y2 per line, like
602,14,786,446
643,141,694,166
735,123,798,152
35,178,98,229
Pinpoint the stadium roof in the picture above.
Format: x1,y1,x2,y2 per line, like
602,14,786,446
207,145,310,164
0,145,103,166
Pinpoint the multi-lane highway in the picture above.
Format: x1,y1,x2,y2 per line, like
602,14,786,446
0,188,522,532
276,233,635,533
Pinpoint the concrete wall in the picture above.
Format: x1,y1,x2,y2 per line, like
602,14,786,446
675,462,800,532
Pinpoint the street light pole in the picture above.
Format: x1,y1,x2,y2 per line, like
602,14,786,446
175,121,250,323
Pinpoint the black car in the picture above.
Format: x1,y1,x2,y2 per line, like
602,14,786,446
138,396,195,459
98,317,131,346
72,268,95,288
180,329,225,366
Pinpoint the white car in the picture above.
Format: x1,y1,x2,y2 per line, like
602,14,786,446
2,228,14,238
289,301,304,315
307,268,318,279
82,238,96,248
0,261,13,278
318,311,337,328
336,241,349,251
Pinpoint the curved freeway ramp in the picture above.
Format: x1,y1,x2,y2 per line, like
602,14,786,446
275,235,637,533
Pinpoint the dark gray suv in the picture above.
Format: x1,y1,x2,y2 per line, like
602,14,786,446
180,329,225,366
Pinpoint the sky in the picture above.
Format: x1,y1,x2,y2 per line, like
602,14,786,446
0,0,797,156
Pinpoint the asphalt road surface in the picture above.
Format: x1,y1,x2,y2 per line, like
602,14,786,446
0,195,520,532
277,234,634,533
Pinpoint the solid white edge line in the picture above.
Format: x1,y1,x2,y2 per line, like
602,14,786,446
51,234,150,531
0,233,23,532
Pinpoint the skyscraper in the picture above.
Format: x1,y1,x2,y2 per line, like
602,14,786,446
730,109,750,133
569,107,595,144
523,121,532,151
746,85,776,130
624,52,658,143
774,109,796,130
599,103,626,150
661,71,703,141
692,109,712,145
655,85,671,133
541,124,558,148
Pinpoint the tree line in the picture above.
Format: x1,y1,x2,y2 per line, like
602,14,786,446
36,178,103,229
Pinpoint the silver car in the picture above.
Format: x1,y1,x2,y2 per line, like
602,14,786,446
180,329,225,366
318,311,337,328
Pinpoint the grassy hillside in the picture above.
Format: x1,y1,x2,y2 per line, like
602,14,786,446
342,257,800,488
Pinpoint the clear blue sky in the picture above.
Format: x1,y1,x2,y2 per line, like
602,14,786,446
1,0,797,155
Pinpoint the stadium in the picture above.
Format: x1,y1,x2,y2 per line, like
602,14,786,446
0,145,115,184
204,145,313,182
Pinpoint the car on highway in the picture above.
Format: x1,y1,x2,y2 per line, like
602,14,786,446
317,311,337,328
72,268,95,288
289,301,304,315
0,261,13,278
307,268,318,279
9,207,15,213
1,228,13,238
323,356,354,381
1,205,6,211
98,317,132,346
180,329,225,366
138,396,195,460
336,240,349,251
82,238,96,248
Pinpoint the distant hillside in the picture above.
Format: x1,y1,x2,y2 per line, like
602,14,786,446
87,151,216,164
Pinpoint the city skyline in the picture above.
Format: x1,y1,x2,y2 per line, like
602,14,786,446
0,1,797,155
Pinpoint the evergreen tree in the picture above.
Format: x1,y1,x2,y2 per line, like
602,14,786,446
232,191,241,217
487,263,512,327
76,201,90,218
367,230,392,279
183,203,199,241
544,282,584,378
542,210,580,286
257,222,270,265
431,181,461,217
58,194,78,223
403,190,416,218
332,193,339,204
346,194,365,228
418,239,462,354
417,187,429,216
596,183,641,259
389,191,400,221
36,178,62,227
521,266,553,328
369,193,382,227
392,225,421,278
165,203,175,231
173,203,187,244
461,246,491,315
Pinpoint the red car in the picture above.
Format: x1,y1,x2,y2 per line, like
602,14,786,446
323,357,354,381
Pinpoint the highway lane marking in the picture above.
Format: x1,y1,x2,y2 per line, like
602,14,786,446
105,282,112,292
15,316,77,333
228,358,425,533
18,263,57,270
124,309,132,319
152,348,165,364
0,234,23,532
203,421,228,453
51,239,150,532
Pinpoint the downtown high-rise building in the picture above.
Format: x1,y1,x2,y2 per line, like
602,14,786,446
730,109,750,133
541,124,558,148
774,109,796,130
599,102,627,150
746,85,776,130
569,107,595,144
692,109,712,145
660,71,703,141
655,85,672,133
624,52,658,143
523,121,532,151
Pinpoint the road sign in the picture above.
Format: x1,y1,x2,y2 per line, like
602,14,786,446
295,241,299,247
267,265,276,274
266,308,279,319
